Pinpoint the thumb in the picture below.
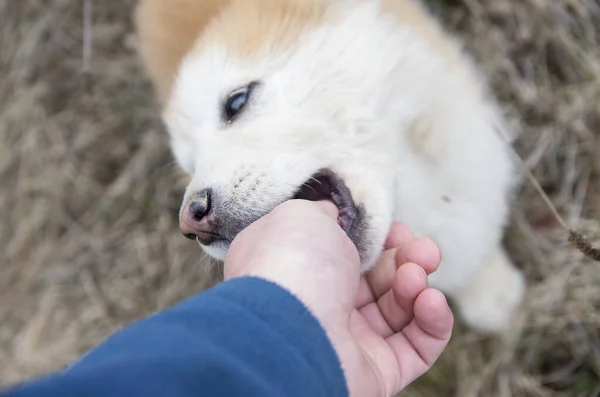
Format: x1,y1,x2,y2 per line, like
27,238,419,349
313,200,339,220
286,199,339,221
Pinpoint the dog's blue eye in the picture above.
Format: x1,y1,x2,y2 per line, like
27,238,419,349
225,90,247,120
223,83,257,123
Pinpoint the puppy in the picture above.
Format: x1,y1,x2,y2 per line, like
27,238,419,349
134,0,525,334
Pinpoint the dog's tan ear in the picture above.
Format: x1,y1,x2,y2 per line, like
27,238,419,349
134,0,228,105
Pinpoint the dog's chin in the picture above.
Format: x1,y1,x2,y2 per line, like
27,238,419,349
200,242,229,262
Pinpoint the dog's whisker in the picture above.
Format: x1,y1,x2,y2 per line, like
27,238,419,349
308,176,324,185
299,182,320,196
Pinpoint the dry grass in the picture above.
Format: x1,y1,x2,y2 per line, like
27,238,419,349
0,0,599,396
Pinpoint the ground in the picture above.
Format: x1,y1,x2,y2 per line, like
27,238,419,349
0,0,599,396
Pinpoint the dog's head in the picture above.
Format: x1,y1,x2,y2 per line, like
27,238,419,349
161,0,398,269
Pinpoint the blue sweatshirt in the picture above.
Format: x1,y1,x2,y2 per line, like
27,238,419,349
1,277,348,397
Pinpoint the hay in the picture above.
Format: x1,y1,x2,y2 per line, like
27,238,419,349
0,1,599,395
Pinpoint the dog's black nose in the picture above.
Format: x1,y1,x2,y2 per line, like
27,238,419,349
189,190,211,221
179,189,217,245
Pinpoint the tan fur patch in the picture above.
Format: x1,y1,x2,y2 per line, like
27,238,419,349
135,0,231,104
135,0,324,104
199,0,325,59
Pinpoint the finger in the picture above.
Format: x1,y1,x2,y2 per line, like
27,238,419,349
359,223,414,307
277,199,339,221
356,248,398,308
384,223,413,250
356,277,376,308
366,238,439,302
361,249,401,306
359,263,428,338
405,288,453,344
394,237,441,276
386,289,454,390
314,199,340,219
356,301,394,337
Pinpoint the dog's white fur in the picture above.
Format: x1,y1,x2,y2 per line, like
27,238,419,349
136,0,526,333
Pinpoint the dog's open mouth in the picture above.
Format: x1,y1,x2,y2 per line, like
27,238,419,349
292,169,360,238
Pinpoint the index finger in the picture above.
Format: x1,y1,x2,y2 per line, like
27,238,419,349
384,223,414,250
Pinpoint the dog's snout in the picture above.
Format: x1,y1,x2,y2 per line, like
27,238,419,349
179,189,217,245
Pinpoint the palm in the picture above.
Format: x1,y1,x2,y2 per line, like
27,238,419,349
341,225,453,396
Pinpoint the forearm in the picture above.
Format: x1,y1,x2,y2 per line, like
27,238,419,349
1,277,348,397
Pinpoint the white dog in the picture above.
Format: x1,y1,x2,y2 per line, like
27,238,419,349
135,0,526,334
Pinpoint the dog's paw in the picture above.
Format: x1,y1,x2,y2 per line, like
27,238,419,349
455,248,526,334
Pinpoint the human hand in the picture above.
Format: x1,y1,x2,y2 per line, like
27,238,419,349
224,199,453,397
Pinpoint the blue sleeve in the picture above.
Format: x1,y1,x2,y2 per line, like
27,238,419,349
1,276,348,397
